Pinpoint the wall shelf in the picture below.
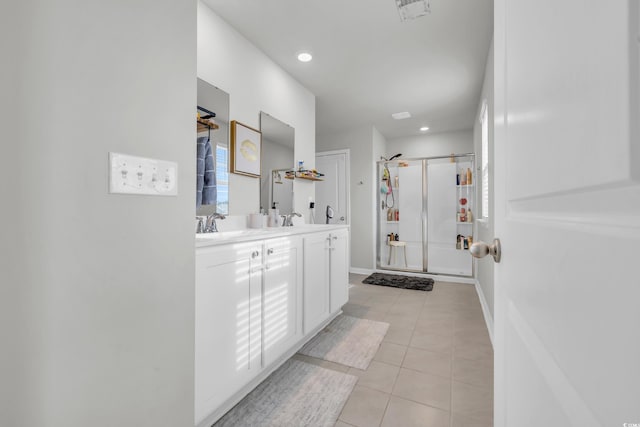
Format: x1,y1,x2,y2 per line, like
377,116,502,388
284,170,324,181
197,118,219,133
297,175,323,181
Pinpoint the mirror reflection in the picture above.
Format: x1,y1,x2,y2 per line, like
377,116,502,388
197,78,229,215
259,112,295,213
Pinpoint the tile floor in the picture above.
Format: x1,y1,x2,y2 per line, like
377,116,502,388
293,273,494,427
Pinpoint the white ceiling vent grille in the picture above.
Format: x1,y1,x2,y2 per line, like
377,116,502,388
396,0,431,22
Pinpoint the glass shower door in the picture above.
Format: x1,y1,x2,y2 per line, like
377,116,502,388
377,159,424,272
426,156,474,276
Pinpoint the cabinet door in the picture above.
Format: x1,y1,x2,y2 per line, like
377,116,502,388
263,236,303,366
303,233,330,334
330,229,350,312
194,242,263,425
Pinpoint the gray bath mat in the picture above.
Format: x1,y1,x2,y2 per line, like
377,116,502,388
214,359,357,427
298,315,389,370
362,272,434,291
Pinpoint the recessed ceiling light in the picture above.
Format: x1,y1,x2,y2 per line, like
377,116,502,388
392,111,411,120
420,126,429,131
297,52,313,62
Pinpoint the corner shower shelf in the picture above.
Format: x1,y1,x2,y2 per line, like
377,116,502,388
456,184,474,188
456,222,473,225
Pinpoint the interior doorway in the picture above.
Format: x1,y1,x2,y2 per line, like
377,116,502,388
315,150,350,226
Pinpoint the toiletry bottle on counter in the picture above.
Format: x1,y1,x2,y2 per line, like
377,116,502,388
394,233,399,241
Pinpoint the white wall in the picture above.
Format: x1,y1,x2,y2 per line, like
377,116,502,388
474,40,495,321
317,127,382,270
387,129,474,159
0,1,196,426
197,2,316,218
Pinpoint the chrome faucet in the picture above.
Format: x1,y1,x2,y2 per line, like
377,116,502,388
202,213,226,233
281,212,302,227
196,216,206,234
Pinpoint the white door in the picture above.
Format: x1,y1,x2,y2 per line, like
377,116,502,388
315,150,349,225
329,229,349,312
303,233,331,333
492,1,640,425
263,236,303,366
194,242,262,425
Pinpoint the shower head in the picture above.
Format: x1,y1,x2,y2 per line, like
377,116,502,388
388,153,402,161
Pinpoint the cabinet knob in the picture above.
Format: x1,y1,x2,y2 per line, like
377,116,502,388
251,251,260,259
267,248,274,255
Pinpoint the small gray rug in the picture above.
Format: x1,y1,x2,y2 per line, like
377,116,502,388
298,315,389,370
214,359,357,427
363,272,434,291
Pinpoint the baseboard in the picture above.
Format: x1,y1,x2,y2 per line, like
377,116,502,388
474,279,494,347
349,267,374,275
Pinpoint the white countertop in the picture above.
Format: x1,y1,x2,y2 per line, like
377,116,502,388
195,224,349,248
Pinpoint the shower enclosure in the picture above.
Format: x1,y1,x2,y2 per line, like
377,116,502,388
377,154,475,277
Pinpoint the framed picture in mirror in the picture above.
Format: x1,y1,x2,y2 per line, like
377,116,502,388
230,120,261,177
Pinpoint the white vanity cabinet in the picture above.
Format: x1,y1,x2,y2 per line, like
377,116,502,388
262,235,303,366
195,225,348,427
302,233,331,334
303,228,349,333
195,241,263,424
329,228,349,312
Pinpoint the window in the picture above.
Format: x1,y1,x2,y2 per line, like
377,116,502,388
215,143,229,214
480,100,489,219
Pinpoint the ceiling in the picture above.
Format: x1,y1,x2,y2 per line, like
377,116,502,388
203,0,493,140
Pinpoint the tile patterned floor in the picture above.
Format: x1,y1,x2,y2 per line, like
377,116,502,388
294,273,494,427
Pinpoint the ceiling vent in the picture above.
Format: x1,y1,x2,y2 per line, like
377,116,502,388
396,0,431,22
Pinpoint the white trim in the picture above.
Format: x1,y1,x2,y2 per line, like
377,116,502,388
349,267,375,275
474,279,494,347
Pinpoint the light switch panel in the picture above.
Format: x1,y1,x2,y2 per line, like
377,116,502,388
109,152,178,196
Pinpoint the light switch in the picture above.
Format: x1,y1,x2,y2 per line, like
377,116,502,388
109,152,178,196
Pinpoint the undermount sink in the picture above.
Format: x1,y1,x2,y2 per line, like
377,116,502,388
196,229,270,239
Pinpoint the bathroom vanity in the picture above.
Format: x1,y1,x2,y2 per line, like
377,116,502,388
194,224,349,426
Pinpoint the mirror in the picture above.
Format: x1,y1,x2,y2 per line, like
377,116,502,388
260,112,295,213
197,78,229,215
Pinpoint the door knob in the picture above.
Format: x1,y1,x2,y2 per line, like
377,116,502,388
469,238,501,263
